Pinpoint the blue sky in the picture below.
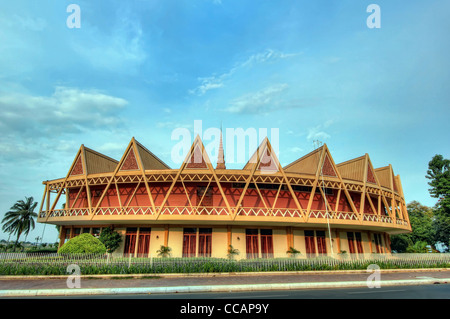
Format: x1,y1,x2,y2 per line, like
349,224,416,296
0,0,449,242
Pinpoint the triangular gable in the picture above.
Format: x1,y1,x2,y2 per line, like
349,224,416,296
184,135,210,169
257,147,279,173
283,146,323,175
366,161,377,184
243,137,280,173
321,153,337,177
120,147,140,171
69,153,85,176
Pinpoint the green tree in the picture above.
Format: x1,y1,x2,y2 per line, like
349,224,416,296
99,227,122,254
390,201,435,252
426,154,450,247
407,201,435,244
426,154,450,209
1,197,38,252
390,234,411,253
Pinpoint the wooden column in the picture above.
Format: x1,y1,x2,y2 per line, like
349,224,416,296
164,225,169,247
58,227,65,249
286,227,294,250
367,231,373,253
335,230,340,253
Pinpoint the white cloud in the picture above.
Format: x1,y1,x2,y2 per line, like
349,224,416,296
0,86,128,165
0,86,128,138
288,146,303,153
225,83,289,114
189,49,301,96
306,123,332,142
188,79,224,96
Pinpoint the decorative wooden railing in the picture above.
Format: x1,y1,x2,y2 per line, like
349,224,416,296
39,206,410,230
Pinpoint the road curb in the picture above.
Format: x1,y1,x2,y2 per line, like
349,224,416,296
0,278,449,297
1,268,449,280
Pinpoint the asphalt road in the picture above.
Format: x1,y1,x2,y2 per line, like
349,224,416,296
3,285,447,318
16,283,450,299
133,283,450,299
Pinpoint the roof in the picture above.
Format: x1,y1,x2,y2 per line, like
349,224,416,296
65,136,400,193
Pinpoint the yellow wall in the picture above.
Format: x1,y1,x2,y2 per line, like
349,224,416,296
149,227,166,257
60,225,390,259
231,228,246,260
167,227,183,257
273,228,287,258
211,227,228,258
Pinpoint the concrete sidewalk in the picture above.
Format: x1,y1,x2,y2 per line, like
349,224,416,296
0,269,449,297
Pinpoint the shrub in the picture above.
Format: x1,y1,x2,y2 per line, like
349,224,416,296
58,233,106,254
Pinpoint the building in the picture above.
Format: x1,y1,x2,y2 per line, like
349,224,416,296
37,135,411,258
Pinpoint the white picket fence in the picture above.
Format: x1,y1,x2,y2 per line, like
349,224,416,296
0,252,449,273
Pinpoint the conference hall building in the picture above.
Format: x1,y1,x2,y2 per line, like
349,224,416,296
37,135,411,258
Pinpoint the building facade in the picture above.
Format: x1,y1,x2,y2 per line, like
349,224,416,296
37,136,411,258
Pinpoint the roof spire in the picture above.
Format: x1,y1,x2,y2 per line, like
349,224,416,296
216,123,226,169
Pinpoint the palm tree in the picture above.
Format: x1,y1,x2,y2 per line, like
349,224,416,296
156,245,172,258
1,197,38,252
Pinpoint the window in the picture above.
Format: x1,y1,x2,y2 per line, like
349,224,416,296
347,232,355,254
124,228,137,256
246,229,259,259
72,228,81,237
244,229,275,259
64,228,71,243
316,231,327,255
305,230,316,258
198,228,212,257
374,233,382,253
260,229,273,258
355,232,364,254
305,230,328,257
183,228,197,257
182,228,213,257
82,227,90,234
347,232,364,257
137,228,151,256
